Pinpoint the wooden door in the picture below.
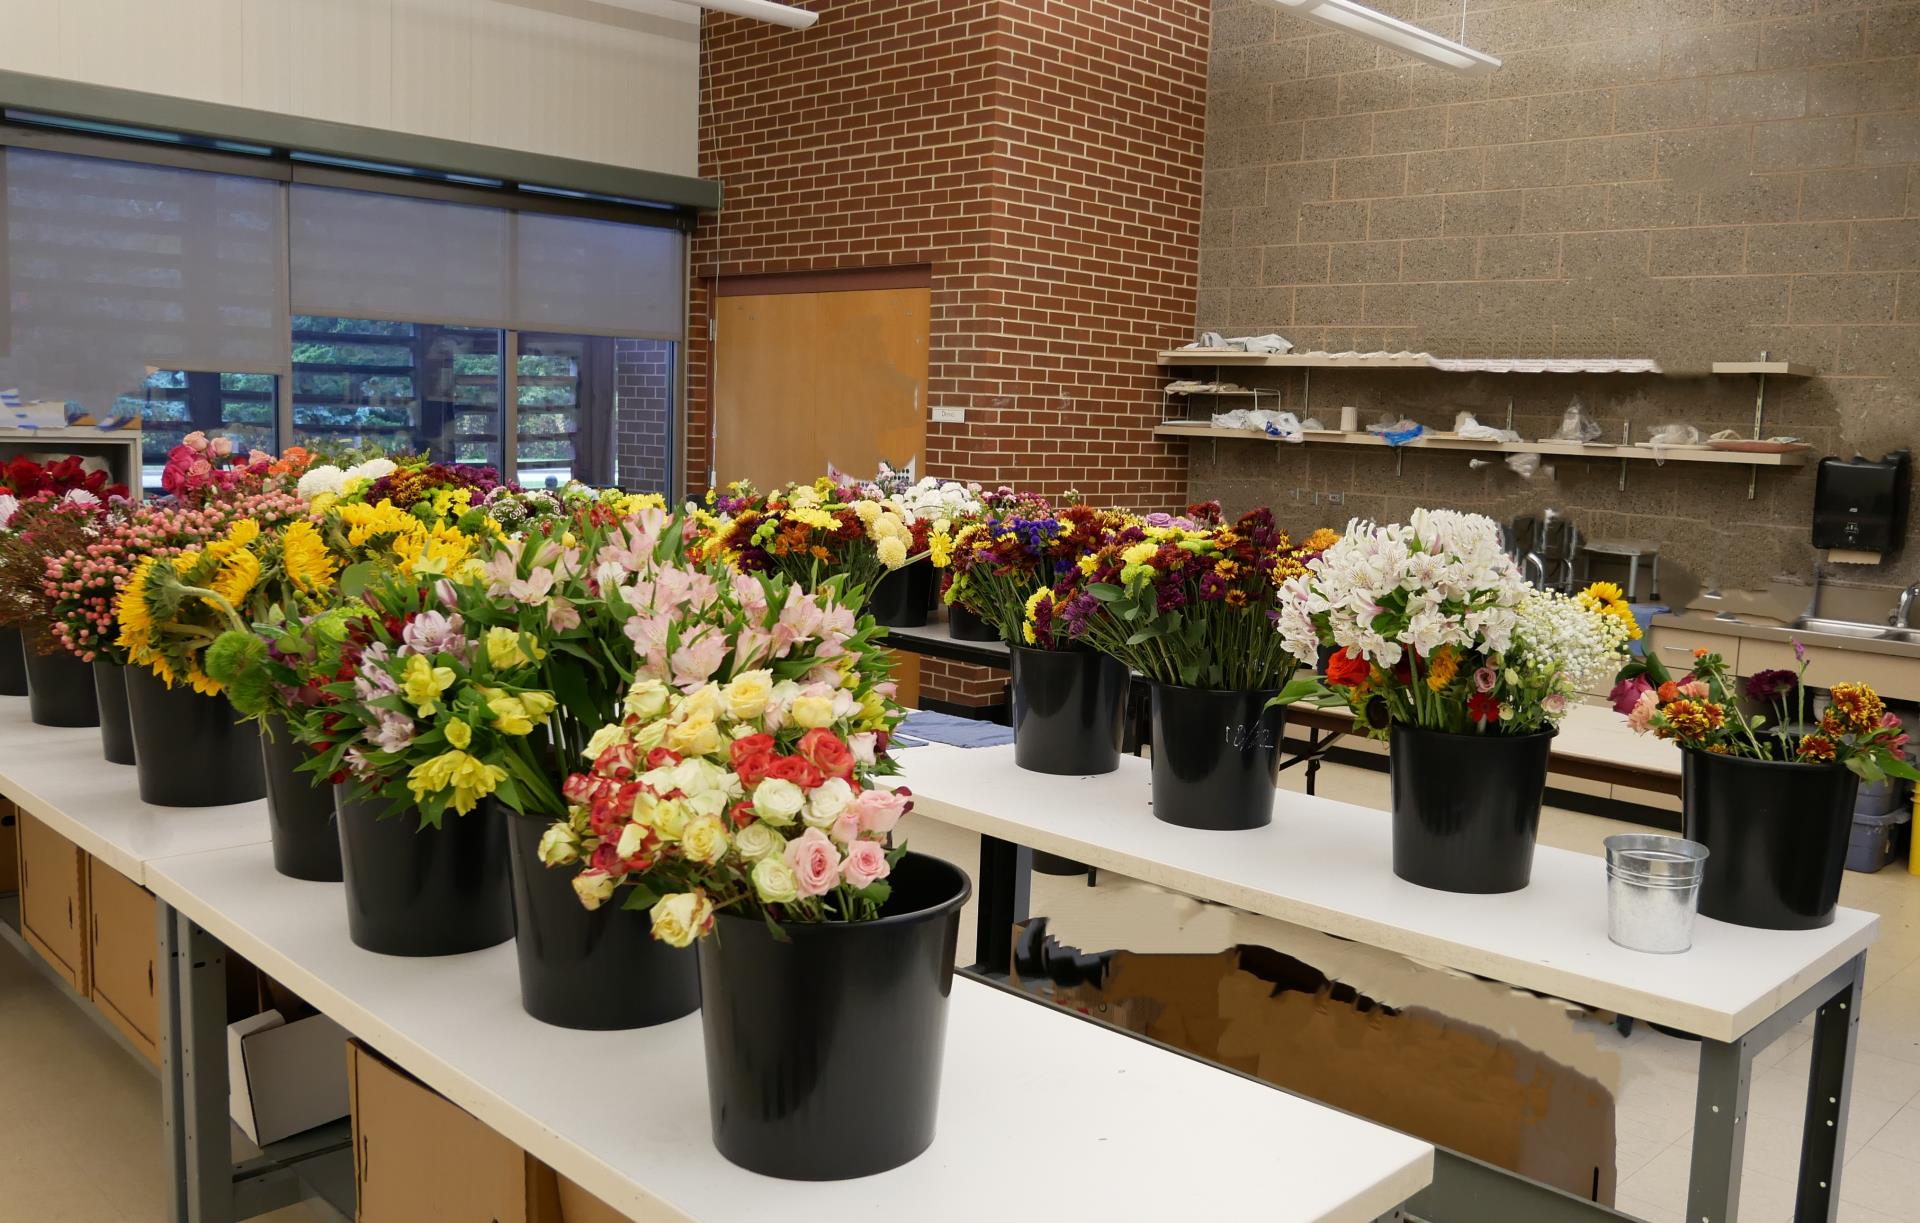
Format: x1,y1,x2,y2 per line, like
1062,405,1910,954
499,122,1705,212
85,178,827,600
713,285,929,490
18,812,87,993
712,281,930,706
89,858,160,1062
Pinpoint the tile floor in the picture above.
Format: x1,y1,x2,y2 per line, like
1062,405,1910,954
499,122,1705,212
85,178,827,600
1,758,1915,1222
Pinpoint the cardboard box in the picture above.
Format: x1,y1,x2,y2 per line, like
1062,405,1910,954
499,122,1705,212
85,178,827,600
348,1039,561,1223
1021,936,1617,1205
230,1010,352,1145
16,811,88,994
88,856,159,1063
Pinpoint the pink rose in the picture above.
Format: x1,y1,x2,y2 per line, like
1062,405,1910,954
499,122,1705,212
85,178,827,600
842,840,891,891
1473,666,1498,694
784,827,842,898
1627,690,1659,734
830,808,861,847
1609,675,1651,715
247,448,273,468
188,458,213,478
1680,680,1710,699
847,787,909,835
210,436,234,457
181,431,209,452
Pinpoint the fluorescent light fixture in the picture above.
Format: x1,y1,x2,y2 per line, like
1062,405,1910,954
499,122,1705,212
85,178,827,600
657,0,818,29
1265,0,1499,75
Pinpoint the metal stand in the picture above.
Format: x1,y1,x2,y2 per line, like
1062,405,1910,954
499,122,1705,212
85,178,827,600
159,901,233,1223
972,836,1032,975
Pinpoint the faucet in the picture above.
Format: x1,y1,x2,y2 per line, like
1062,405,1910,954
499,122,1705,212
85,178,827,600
1895,582,1920,629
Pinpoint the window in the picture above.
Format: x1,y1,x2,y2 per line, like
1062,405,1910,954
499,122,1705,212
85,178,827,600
128,369,279,489
512,335,676,493
292,318,504,468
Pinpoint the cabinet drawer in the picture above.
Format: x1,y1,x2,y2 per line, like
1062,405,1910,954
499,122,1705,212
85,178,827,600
1646,628,1742,672
17,812,87,994
1737,639,1920,704
88,858,160,1063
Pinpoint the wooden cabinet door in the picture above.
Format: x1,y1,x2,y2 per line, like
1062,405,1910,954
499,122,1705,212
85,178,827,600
1,799,17,893
88,858,160,1062
17,812,87,993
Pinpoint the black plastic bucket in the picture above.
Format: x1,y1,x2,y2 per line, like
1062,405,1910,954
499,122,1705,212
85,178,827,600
261,716,342,882
946,603,1000,642
92,661,135,765
1388,724,1552,894
1147,683,1283,830
24,646,98,728
869,560,934,628
1683,749,1857,930
698,852,969,1180
0,629,26,696
1009,645,1127,776
504,809,700,1029
124,667,266,807
334,788,514,957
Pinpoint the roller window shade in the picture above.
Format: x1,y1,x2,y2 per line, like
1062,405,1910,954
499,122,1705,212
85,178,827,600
289,184,512,328
1,147,286,413
513,212,683,339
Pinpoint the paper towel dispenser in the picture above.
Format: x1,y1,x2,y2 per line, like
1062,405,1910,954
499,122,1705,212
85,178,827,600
1812,450,1909,557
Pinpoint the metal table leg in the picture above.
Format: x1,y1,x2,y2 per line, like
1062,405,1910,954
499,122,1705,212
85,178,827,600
972,835,1032,976
1795,955,1864,1221
158,901,233,1223
1683,951,1867,1223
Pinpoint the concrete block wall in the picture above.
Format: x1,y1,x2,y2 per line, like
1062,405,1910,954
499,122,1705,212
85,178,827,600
1191,0,1920,597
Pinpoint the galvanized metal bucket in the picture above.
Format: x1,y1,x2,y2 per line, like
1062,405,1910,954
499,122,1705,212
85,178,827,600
1605,834,1710,954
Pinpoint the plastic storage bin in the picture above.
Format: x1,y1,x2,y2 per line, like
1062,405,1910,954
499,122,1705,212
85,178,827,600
1846,806,1904,874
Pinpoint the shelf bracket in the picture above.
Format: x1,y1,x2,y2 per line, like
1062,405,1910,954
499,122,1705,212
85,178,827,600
1395,448,1405,479
1748,351,1770,500
1619,422,1630,492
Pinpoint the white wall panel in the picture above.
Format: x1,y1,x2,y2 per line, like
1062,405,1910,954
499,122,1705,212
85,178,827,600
0,0,699,179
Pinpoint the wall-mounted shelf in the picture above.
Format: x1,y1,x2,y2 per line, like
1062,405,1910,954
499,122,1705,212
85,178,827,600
1160,351,1821,378
1154,423,1811,468
1709,361,1816,377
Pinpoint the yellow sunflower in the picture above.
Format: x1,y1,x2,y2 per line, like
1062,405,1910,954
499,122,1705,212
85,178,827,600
280,520,338,594
208,548,262,609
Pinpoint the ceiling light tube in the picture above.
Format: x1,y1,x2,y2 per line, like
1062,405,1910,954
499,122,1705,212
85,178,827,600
1264,0,1499,75
659,0,819,29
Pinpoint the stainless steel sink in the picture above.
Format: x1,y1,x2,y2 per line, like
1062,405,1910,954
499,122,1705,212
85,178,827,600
1792,616,1915,643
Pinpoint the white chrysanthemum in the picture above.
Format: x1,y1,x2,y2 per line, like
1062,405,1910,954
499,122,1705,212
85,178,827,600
350,457,398,482
296,465,347,498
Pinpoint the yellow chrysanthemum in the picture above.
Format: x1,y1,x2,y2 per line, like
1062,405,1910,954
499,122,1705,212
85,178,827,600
281,520,338,594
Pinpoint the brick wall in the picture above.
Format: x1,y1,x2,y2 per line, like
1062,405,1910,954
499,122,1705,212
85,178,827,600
690,0,1211,507
1191,0,1920,597
613,338,674,495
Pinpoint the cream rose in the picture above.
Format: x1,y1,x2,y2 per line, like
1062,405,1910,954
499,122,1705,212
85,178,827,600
751,854,801,905
681,815,729,864
752,777,805,825
615,821,649,860
790,695,835,729
733,821,784,861
680,682,725,722
584,723,630,761
803,777,855,829
724,669,774,719
571,869,616,911
649,891,714,948
625,678,671,719
536,822,580,866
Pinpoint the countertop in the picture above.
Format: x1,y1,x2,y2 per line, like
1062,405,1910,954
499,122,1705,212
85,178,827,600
1652,611,1920,661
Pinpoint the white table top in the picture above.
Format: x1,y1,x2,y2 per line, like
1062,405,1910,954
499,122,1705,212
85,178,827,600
146,841,1433,1223
0,698,270,884
897,744,1875,1043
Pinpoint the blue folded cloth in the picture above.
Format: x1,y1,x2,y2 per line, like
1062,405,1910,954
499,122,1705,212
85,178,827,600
894,709,1015,750
1628,603,1668,657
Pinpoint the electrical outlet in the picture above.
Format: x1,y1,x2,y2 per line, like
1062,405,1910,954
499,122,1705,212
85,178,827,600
1326,491,1344,505
931,407,966,423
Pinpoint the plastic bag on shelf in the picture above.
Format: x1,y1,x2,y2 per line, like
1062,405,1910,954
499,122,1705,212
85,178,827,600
1455,410,1520,443
1367,413,1425,446
1646,423,1702,465
1548,398,1602,443
1211,409,1305,442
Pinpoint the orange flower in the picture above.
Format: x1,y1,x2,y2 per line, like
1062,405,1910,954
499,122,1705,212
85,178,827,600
1692,647,1709,658
1657,680,1679,702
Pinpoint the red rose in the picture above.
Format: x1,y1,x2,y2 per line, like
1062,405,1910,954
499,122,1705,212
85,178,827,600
1324,648,1371,688
731,733,777,786
795,728,857,781
763,755,825,790
644,747,683,770
728,800,759,828
594,743,638,780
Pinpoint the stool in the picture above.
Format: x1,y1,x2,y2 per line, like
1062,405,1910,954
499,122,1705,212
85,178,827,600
1581,539,1660,600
